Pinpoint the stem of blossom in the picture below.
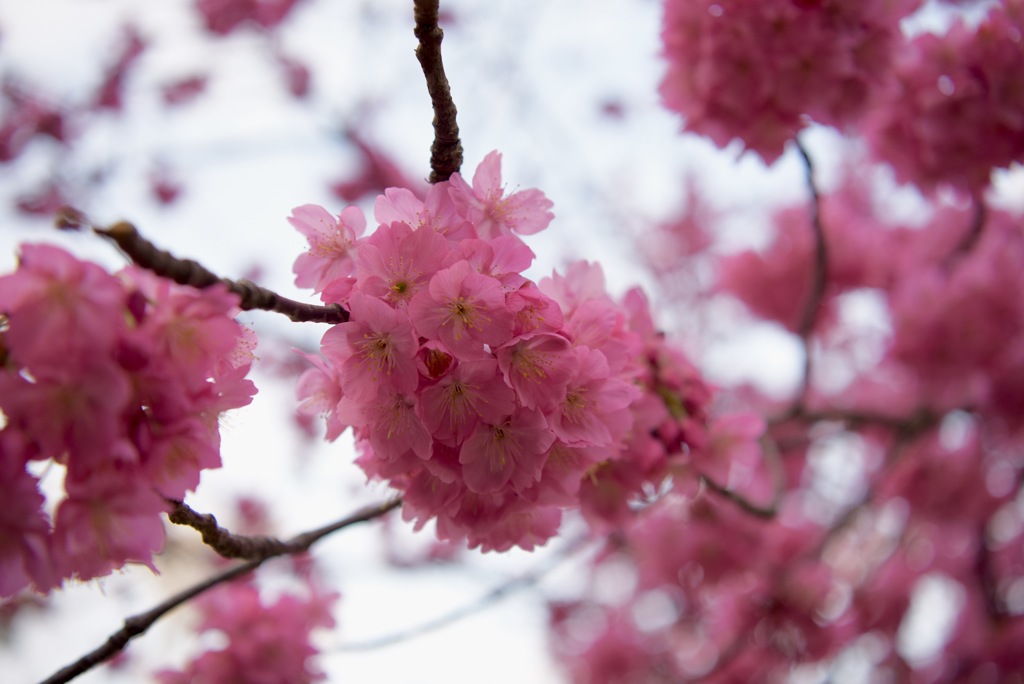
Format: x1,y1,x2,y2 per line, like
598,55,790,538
794,139,828,402
332,534,589,651
40,497,401,684
413,0,463,183
92,220,349,324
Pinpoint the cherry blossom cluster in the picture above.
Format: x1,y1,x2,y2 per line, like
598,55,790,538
0,244,256,597
551,496,845,682
660,0,1024,195
863,0,1024,193
555,163,1024,680
156,574,338,684
659,0,919,163
294,152,715,551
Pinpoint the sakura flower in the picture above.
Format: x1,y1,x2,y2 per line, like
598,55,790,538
290,204,365,294
337,390,431,462
449,150,554,238
353,220,449,307
321,292,418,402
494,332,576,411
0,243,126,367
374,183,474,240
52,465,168,582
549,347,639,448
408,260,514,358
0,433,53,597
295,352,346,441
156,578,337,684
459,407,555,494
418,358,516,444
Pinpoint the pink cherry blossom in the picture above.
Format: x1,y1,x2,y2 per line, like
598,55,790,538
374,183,473,240
494,332,576,411
660,0,917,162
459,407,554,494
0,243,126,367
418,358,516,445
408,260,514,358
354,220,450,307
321,292,418,402
864,3,1024,193
0,433,53,597
448,150,554,238
549,347,639,448
52,465,168,582
156,578,337,684
290,204,365,294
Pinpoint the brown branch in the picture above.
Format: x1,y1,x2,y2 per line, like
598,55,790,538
40,497,401,684
167,500,293,560
414,0,463,183
771,405,941,433
698,432,785,519
92,220,348,324
794,139,828,402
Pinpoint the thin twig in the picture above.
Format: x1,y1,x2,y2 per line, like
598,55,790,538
697,431,785,519
333,534,589,652
946,193,987,269
92,220,348,324
413,0,463,183
770,405,940,432
40,497,401,684
794,139,828,402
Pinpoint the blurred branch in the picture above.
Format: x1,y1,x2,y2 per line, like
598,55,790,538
56,208,348,324
947,193,987,267
334,534,589,652
772,405,942,433
794,139,828,402
413,0,463,183
41,497,401,684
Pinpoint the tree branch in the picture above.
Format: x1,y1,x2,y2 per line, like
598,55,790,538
86,217,348,324
413,0,463,183
95,220,349,324
333,534,588,652
40,497,401,684
946,193,987,268
794,139,828,402
167,499,294,560
698,430,785,519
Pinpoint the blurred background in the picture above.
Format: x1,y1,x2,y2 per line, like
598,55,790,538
2,0,1020,682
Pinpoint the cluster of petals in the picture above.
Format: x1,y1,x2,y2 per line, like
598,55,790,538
659,0,919,162
863,1,1024,193
156,577,338,684
550,495,849,683
0,244,256,597
295,152,714,551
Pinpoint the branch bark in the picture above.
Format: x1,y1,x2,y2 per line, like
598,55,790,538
414,0,463,183
40,497,401,684
167,499,294,560
92,220,348,324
